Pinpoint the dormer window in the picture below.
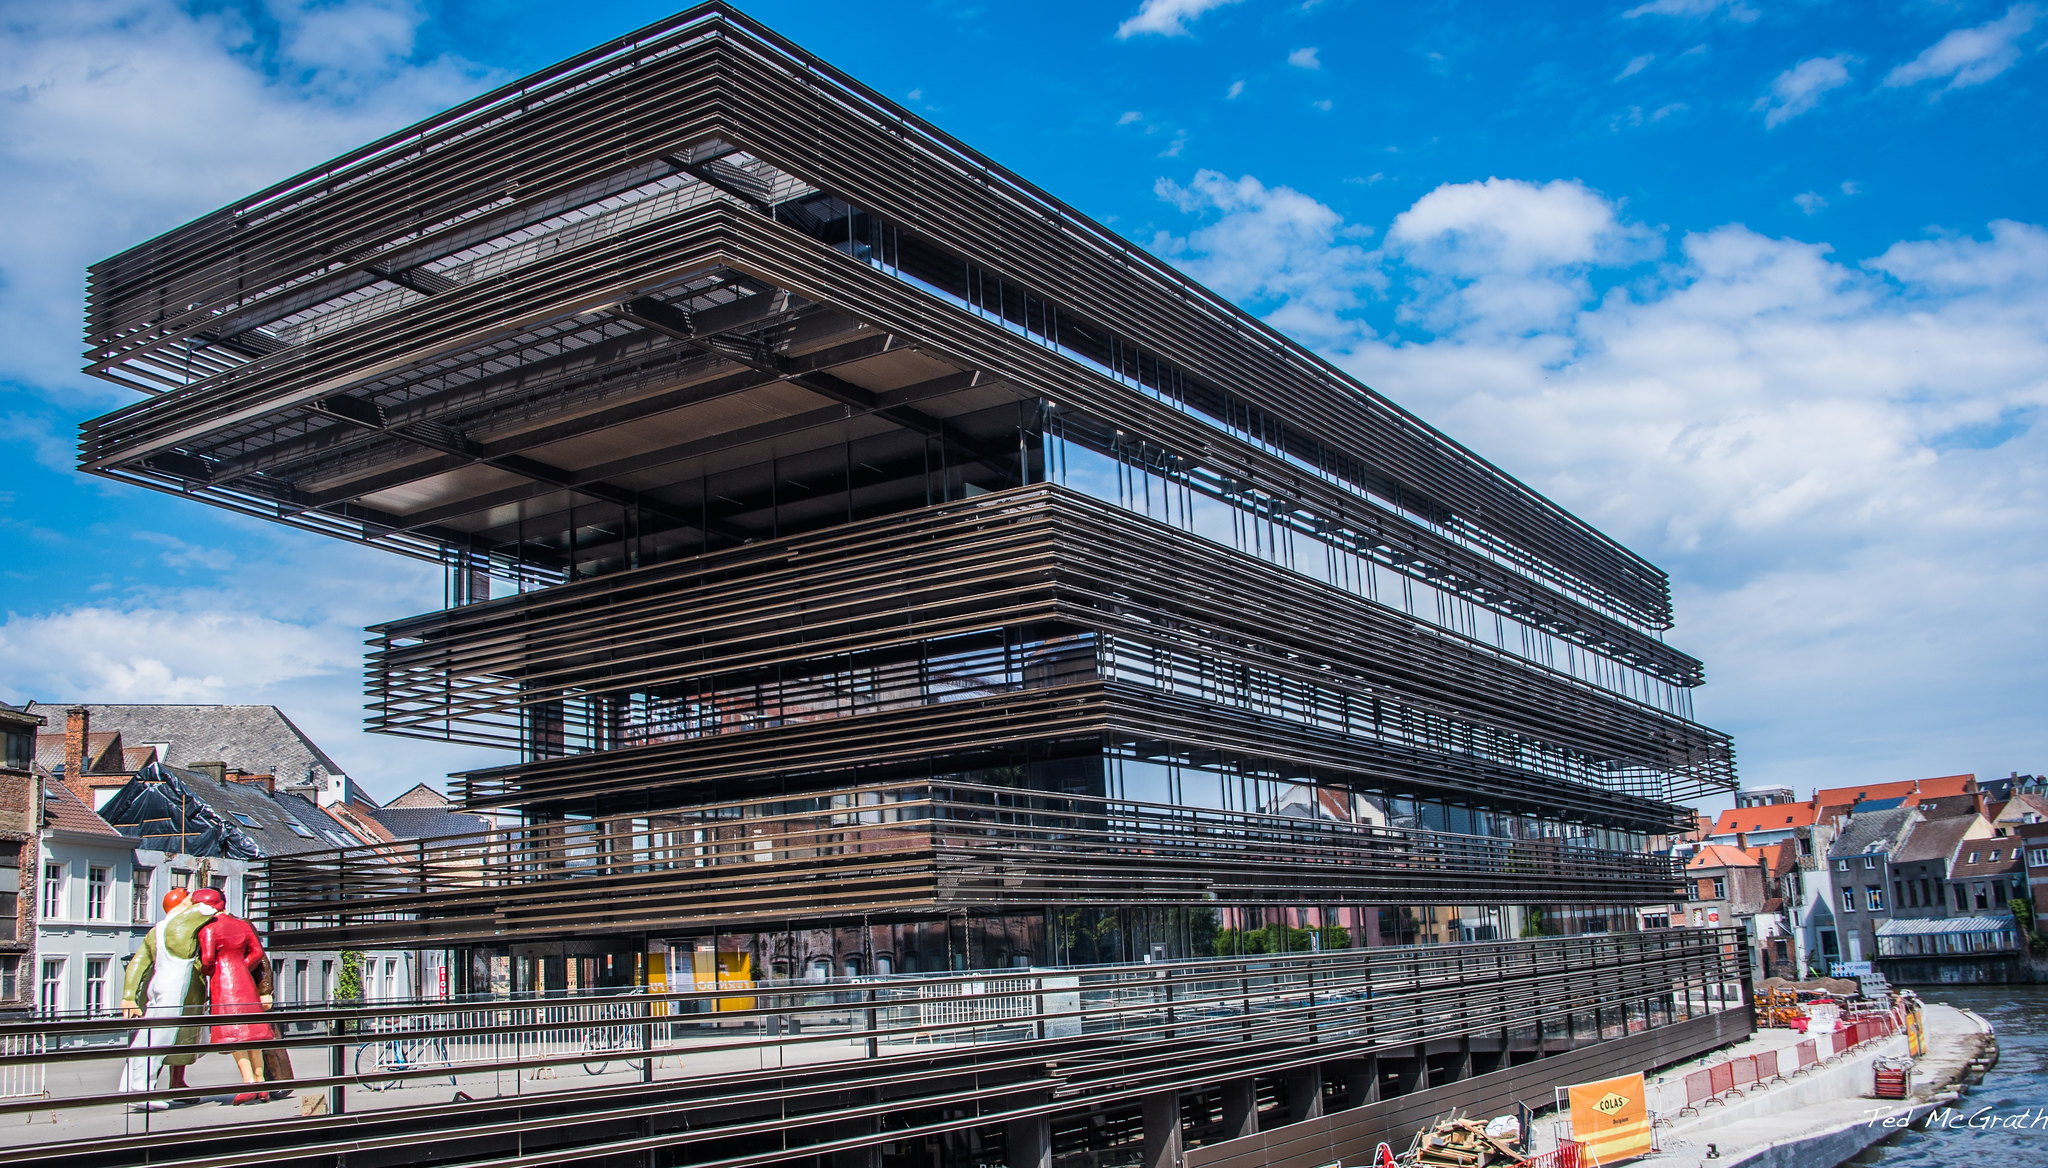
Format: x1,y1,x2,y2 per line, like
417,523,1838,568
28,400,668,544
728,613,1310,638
230,812,258,828
1968,851,1980,864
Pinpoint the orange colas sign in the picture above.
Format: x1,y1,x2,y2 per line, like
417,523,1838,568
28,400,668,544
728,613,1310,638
1567,1072,1651,1163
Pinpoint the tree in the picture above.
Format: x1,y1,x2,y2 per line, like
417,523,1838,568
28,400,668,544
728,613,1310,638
336,951,364,1003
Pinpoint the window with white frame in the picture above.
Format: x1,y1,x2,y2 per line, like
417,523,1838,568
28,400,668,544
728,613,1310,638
1866,885,1885,912
86,866,109,920
2029,848,2048,868
1841,887,1857,911
84,958,109,1015
40,862,64,919
39,958,63,1013
1862,855,1878,869
130,867,153,923
0,956,17,999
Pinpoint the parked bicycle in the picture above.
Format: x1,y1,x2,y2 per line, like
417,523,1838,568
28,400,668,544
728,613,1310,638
577,994,645,1075
354,1031,457,1091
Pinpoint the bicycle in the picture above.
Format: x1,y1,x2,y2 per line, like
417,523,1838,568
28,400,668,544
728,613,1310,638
578,996,645,1075
354,1033,457,1091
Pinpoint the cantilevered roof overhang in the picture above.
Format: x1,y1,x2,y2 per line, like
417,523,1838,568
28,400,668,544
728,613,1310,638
82,4,1677,634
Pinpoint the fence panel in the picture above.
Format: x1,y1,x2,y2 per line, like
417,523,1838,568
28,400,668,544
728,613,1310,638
1681,1067,1715,1114
1755,1049,1780,1084
1708,1060,1735,1097
0,1034,42,1100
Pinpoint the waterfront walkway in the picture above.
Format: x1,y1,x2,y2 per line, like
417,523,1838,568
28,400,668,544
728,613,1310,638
1625,1002,1989,1168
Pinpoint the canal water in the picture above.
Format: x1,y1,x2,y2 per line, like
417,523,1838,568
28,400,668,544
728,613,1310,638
1847,983,2048,1167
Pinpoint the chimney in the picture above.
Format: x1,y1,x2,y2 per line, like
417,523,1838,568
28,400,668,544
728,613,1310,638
193,761,228,784
227,770,275,795
63,706,92,806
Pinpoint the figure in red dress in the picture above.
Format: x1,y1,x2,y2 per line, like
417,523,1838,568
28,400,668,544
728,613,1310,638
190,888,277,1104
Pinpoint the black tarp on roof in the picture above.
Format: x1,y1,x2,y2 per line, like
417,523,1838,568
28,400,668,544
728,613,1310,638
100,762,332,859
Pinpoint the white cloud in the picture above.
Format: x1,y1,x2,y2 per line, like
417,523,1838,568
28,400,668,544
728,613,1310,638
0,533,505,798
1288,47,1322,70
1119,110,1145,125
1617,54,1655,81
1884,4,2042,92
1623,0,1758,21
1793,191,1827,215
0,0,497,395
1755,55,1855,128
1116,0,1243,38
1154,174,2048,790
1383,177,1659,334
1869,219,2048,291
0,606,352,702
1151,171,1380,347
1225,79,1245,99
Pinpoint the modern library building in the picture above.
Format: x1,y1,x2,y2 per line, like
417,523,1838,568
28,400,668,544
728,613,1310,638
67,6,1747,1167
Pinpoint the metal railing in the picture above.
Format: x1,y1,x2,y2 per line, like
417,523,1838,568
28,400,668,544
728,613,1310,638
259,780,1681,946
0,930,1745,1164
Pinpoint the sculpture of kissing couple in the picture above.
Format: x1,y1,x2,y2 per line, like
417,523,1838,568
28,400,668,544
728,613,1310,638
119,886,285,1109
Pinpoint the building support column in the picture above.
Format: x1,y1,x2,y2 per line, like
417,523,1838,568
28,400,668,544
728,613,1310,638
1340,1056,1380,1108
1284,1066,1324,1122
1449,1038,1472,1083
1219,1079,1257,1141
1142,1090,1183,1168
1006,1105,1052,1168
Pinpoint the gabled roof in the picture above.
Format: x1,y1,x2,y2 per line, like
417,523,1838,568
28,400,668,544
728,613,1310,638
1827,806,1917,859
35,729,129,777
1688,843,1756,870
1711,803,1819,836
372,806,492,841
387,783,453,810
1994,792,2048,825
1893,815,1982,865
1950,841,2024,879
97,762,339,859
1746,841,1796,877
1813,774,1974,807
40,777,121,838
324,801,397,845
24,703,347,788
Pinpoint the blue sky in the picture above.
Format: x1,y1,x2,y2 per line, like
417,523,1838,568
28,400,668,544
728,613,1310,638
3,0,2044,807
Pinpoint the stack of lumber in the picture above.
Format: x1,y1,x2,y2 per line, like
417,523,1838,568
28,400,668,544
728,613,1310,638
1410,1118,1527,1167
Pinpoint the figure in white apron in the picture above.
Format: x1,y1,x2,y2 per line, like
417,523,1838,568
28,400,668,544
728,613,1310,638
118,888,218,1108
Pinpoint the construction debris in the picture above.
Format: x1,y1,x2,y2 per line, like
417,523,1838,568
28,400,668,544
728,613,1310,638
1409,1117,1529,1167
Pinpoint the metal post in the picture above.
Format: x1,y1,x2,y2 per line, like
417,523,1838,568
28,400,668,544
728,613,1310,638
328,1014,347,1116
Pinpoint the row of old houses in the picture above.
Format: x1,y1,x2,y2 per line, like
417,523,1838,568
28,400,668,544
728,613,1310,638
1669,772,2046,983
0,701,485,1016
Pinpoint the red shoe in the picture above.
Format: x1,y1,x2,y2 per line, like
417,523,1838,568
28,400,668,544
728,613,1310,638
232,1092,268,1105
